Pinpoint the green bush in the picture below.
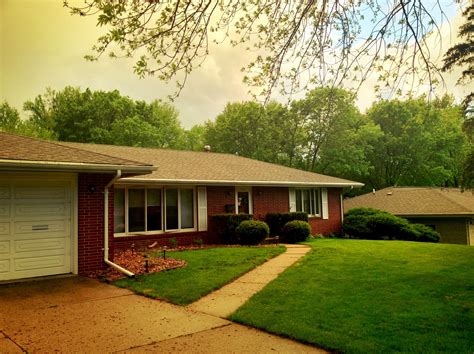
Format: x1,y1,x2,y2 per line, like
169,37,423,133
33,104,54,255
236,220,270,245
281,220,311,243
411,224,441,242
265,212,308,236
342,208,385,239
342,208,440,243
366,213,412,240
211,214,253,244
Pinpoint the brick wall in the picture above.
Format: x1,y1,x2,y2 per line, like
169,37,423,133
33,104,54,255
252,186,289,220
308,188,343,235
113,231,218,251
206,186,236,238
207,186,236,215
79,184,343,273
77,173,115,275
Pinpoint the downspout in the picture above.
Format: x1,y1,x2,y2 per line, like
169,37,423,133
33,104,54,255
104,170,134,277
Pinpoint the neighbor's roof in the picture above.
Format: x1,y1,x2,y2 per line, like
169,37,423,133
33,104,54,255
344,187,474,216
0,132,154,174
60,142,363,187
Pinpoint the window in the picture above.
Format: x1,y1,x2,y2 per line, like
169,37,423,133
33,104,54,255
147,189,162,231
165,189,179,230
129,189,145,232
295,188,321,216
180,189,194,228
114,187,195,235
114,189,125,233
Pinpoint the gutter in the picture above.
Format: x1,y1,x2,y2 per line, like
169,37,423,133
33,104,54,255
0,159,155,174
103,170,134,277
118,178,364,188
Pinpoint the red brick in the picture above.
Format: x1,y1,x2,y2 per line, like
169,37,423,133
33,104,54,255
77,173,115,275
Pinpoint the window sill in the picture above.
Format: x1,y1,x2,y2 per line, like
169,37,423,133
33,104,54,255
114,228,197,238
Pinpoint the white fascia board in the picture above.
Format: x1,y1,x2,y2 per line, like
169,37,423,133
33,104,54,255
117,177,364,188
0,159,156,174
396,213,474,218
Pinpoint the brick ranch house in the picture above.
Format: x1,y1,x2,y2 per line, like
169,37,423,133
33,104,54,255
0,132,362,282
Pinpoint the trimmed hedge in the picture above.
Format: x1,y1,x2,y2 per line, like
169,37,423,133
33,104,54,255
265,212,309,236
236,220,270,245
343,208,440,242
281,220,311,243
211,214,253,244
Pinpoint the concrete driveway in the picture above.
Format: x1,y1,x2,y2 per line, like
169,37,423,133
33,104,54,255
0,276,323,353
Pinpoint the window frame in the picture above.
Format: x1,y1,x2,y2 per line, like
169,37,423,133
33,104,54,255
114,185,197,237
294,188,321,217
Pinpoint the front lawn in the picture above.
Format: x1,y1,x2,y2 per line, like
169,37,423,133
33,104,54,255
114,246,284,305
230,239,474,353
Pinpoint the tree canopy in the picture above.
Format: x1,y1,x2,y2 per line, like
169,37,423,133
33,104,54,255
2,85,469,191
65,0,463,98
202,89,468,193
21,87,186,148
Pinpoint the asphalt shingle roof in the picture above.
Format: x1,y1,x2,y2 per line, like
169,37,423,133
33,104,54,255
60,142,362,186
344,187,474,216
0,132,151,167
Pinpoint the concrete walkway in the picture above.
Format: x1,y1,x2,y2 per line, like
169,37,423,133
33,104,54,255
188,244,311,318
0,245,323,353
0,276,325,353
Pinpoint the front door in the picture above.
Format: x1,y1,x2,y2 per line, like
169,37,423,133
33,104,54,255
237,191,249,214
236,187,252,214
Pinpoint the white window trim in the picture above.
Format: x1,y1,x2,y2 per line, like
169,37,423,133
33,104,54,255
164,187,197,232
291,187,322,217
114,186,197,237
235,186,253,214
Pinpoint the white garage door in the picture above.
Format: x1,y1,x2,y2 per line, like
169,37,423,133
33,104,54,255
0,174,75,281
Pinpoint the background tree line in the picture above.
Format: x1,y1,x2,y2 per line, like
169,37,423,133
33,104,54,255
1,86,471,193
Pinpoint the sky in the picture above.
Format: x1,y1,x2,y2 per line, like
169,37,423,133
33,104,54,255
0,0,471,129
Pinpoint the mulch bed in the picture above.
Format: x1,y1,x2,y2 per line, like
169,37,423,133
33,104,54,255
90,243,283,282
90,249,186,282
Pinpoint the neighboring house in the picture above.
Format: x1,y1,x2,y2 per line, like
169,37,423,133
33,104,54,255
344,187,474,245
0,132,362,282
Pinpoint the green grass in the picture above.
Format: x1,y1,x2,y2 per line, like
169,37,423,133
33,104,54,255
230,239,474,353
114,246,285,305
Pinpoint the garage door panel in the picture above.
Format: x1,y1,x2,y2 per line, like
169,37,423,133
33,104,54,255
14,255,67,272
0,260,10,273
14,220,70,237
14,238,68,257
0,222,10,236
0,204,10,218
0,187,10,199
0,241,9,255
14,186,69,200
14,203,69,218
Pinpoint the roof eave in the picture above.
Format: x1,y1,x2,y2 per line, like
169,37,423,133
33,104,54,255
117,177,364,188
0,159,156,174
395,213,474,218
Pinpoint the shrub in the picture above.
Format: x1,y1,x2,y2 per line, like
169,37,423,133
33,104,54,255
411,224,441,243
342,207,440,243
169,237,178,248
193,238,204,247
281,220,311,243
366,213,412,240
265,212,308,236
236,220,270,245
211,214,253,244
